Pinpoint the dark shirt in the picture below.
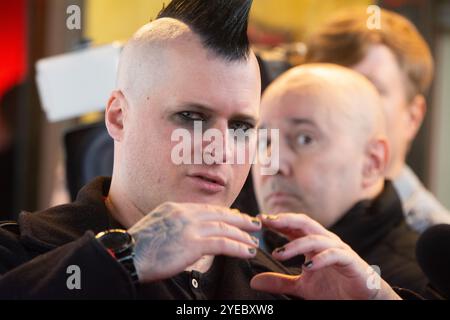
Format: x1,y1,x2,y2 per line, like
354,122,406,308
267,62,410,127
0,177,295,299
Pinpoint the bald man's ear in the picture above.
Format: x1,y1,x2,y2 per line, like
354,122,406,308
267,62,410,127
405,94,426,142
361,137,389,189
105,90,128,142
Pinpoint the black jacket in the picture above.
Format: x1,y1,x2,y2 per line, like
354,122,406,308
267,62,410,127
0,177,295,300
264,181,430,297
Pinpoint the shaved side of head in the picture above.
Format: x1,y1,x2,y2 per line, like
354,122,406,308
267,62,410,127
116,0,254,108
117,18,196,107
262,63,386,145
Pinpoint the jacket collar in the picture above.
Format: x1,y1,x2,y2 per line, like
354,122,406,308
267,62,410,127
329,180,404,255
18,177,119,250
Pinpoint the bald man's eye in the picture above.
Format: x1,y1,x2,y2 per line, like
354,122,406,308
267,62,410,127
295,134,313,147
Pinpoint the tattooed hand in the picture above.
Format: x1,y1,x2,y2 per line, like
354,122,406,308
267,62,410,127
128,202,261,283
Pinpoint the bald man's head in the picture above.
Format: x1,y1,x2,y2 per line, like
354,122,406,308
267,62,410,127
253,63,390,228
261,63,386,145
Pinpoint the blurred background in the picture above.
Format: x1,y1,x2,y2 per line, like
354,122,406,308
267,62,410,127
0,0,449,219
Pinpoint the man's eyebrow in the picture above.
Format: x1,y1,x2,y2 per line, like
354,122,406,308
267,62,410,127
259,118,317,129
179,102,258,125
178,102,215,115
287,118,317,127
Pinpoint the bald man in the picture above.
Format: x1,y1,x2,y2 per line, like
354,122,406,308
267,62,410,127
0,0,402,300
252,63,430,297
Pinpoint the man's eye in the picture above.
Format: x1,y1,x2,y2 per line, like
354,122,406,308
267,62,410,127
296,134,313,146
229,121,254,132
178,111,205,122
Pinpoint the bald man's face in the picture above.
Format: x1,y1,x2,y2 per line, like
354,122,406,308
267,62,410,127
252,89,366,228
110,38,260,213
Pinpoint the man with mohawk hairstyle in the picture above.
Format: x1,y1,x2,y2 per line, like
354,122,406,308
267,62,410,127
0,0,401,299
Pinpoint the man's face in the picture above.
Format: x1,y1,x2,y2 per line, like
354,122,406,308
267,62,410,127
351,44,410,175
253,89,364,228
120,41,261,213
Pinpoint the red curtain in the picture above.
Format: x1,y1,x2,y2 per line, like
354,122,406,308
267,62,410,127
0,0,27,99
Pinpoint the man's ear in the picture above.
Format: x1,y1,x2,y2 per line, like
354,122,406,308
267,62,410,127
105,90,128,142
362,137,389,189
405,94,426,142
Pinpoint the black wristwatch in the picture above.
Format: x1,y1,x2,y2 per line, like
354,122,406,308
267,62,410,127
95,229,139,284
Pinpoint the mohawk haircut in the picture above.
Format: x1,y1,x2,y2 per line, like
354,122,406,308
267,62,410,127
157,0,252,61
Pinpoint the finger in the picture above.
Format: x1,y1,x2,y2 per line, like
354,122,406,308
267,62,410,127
198,207,262,232
198,221,259,248
202,237,258,259
272,234,340,261
259,213,337,238
250,272,301,296
302,247,354,272
260,223,300,241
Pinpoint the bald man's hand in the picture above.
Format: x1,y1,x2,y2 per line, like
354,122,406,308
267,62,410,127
128,202,261,283
250,213,401,300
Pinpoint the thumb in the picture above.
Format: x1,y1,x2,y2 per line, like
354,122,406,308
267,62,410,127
250,272,301,296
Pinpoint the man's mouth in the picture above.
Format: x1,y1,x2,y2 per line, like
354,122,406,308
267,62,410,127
264,192,298,204
187,172,226,194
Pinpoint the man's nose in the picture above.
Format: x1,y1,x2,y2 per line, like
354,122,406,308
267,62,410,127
258,133,293,180
275,138,293,177
201,120,233,164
